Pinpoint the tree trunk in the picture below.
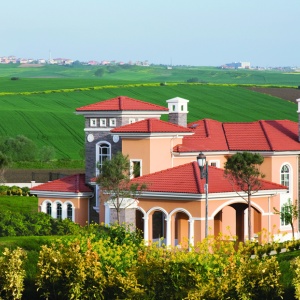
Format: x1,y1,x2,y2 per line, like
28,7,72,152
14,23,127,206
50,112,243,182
291,222,295,239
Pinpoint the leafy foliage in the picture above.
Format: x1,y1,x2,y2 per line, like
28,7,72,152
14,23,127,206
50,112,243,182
0,135,37,162
274,198,298,239
96,152,146,224
0,247,27,300
0,211,80,237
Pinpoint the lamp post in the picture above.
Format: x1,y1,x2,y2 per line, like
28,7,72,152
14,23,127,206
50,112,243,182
197,152,208,238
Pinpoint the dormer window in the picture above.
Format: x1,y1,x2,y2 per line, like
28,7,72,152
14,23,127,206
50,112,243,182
100,118,107,127
90,118,97,127
109,118,116,127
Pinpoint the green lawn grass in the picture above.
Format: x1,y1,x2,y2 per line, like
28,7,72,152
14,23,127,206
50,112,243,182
0,195,37,213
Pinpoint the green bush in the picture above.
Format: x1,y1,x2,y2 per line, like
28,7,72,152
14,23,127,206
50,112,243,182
0,248,27,299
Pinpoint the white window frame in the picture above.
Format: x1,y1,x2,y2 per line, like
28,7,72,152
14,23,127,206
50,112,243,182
208,160,220,168
100,118,107,127
96,141,111,175
279,163,293,228
90,118,97,127
130,159,142,178
40,200,75,222
109,118,116,127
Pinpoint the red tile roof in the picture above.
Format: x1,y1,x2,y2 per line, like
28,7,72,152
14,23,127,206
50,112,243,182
111,118,193,134
131,162,286,194
76,96,169,112
175,119,300,152
30,174,92,193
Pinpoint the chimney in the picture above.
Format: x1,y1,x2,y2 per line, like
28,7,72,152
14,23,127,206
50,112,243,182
166,97,189,127
297,98,300,141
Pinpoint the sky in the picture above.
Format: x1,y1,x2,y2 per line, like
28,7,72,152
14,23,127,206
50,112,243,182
1,0,300,67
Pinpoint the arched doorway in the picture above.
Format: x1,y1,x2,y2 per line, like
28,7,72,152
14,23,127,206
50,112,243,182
214,203,262,243
152,210,167,245
174,212,189,247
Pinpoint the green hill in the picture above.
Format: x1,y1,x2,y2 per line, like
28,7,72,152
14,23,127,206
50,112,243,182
0,64,300,88
0,84,297,160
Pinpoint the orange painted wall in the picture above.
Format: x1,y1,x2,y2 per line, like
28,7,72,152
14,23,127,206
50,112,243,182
122,136,183,175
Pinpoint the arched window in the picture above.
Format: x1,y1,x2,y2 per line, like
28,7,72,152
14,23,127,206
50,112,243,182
57,203,62,220
97,142,111,172
67,203,73,220
280,165,290,193
46,202,52,216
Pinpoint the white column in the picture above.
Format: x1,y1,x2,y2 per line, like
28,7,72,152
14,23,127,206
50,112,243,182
144,215,149,245
166,215,172,247
189,219,195,249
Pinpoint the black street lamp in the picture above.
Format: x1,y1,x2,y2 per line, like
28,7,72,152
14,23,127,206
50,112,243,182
197,152,209,238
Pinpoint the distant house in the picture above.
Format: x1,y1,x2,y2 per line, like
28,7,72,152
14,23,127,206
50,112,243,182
223,62,251,69
31,95,300,246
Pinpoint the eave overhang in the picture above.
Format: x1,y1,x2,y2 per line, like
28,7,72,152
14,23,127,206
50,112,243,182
138,189,287,200
30,191,94,199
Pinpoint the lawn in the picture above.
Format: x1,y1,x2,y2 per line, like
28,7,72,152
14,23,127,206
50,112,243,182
0,195,37,213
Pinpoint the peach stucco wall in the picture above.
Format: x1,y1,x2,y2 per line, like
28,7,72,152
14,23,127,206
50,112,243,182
122,137,183,175
138,192,284,245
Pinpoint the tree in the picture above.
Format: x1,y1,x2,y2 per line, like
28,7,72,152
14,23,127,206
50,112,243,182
0,135,37,162
274,199,298,239
96,152,146,225
39,146,56,162
0,151,11,183
224,152,264,241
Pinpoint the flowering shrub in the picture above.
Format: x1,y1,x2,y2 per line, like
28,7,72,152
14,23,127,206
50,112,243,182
0,248,27,300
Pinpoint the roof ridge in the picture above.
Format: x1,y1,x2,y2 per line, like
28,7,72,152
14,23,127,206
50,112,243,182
192,161,202,193
259,120,274,151
204,119,209,137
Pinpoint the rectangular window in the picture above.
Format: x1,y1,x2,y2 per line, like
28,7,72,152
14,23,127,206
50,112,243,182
129,118,136,124
90,118,97,127
209,160,220,168
100,118,107,127
130,160,142,178
172,104,176,111
109,118,116,127
181,104,184,111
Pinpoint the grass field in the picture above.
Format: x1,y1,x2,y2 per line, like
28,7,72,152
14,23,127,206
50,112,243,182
1,64,300,89
0,84,297,160
0,195,37,213
0,64,299,160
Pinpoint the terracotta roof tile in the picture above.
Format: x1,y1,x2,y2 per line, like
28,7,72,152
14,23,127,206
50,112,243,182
111,118,193,134
176,119,300,153
76,96,168,112
131,162,286,194
30,174,92,193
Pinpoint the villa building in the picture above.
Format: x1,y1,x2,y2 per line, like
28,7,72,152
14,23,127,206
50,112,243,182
31,95,300,246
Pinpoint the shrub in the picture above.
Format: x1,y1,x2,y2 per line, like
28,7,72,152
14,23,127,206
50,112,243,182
0,247,27,299
292,257,300,299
